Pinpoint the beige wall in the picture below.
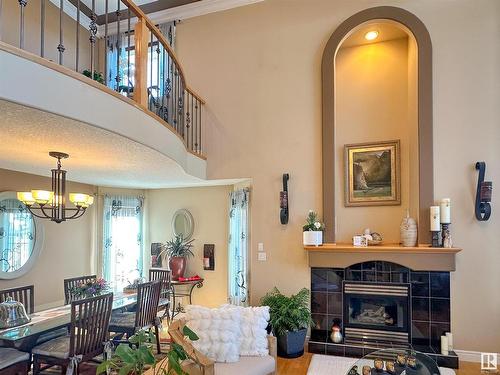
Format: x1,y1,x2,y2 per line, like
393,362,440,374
147,185,231,308
0,168,96,310
176,0,500,352
1,0,92,72
335,37,419,242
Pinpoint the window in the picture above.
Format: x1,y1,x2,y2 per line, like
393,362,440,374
102,195,144,291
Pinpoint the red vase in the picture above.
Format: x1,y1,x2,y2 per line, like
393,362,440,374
169,257,186,280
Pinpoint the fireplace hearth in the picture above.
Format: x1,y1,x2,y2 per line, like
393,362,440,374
309,261,458,369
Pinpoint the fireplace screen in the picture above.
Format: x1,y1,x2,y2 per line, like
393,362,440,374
344,282,410,333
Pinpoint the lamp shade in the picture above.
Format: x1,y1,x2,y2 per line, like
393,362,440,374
31,190,54,205
69,193,90,207
17,192,36,206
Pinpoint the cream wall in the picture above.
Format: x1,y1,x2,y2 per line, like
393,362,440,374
175,0,500,352
335,37,419,242
147,186,231,308
0,168,96,310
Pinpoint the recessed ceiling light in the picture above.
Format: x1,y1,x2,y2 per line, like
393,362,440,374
365,30,379,41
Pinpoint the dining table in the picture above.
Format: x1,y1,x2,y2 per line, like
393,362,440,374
0,292,138,352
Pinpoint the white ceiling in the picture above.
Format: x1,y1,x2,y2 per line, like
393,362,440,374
0,100,245,189
341,22,409,48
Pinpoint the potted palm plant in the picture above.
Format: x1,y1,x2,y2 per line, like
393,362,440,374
260,287,312,358
303,210,325,246
160,235,195,280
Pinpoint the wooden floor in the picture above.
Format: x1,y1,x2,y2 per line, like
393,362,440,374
277,353,484,374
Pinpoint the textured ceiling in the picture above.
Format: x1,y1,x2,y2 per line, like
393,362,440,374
0,100,242,189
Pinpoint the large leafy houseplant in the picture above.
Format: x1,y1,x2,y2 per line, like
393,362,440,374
97,327,199,375
261,287,312,358
160,235,195,280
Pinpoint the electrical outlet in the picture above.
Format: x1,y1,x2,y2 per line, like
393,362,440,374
258,243,264,252
258,252,267,261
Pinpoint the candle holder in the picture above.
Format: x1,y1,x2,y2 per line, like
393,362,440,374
441,223,452,248
431,231,440,247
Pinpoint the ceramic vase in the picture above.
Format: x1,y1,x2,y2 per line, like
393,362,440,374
400,212,417,247
169,256,186,280
303,231,323,246
330,326,343,343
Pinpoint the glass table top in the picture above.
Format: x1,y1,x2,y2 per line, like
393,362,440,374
347,348,441,375
0,293,137,343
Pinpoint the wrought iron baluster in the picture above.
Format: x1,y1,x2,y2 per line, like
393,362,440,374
156,40,160,118
89,0,97,75
161,47,166,122
18,0,27,49
40,0,45,57
199,99,202,153
57,0,65,64
127,7,131,97
115,0,121,91
194,98,199,152
150,31,153,112
104,0,108,86
76,0,80,71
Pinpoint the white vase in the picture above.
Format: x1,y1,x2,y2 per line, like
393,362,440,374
400,212,418,247
303,231,323,246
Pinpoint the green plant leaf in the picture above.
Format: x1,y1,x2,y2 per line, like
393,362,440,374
115,344,136,363
138,345,156,365
182,326,199,341
118,364,134,375
167,351,186,375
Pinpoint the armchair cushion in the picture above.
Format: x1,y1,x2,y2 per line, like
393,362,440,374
185,305,241,363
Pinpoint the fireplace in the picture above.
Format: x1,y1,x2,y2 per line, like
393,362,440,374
309,261,458,369
343,282,410,345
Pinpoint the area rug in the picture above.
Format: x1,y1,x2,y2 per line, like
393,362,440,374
306,354,456,375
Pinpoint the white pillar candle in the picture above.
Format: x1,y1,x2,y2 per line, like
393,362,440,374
440,198,451,224
446,332,453,351
430,206,441,231
441,335,449,355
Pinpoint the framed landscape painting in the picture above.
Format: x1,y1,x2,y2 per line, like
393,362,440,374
344,140,400,206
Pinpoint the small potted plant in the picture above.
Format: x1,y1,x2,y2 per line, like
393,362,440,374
160,235,195,280
260,287,312,358
303,210,325,246
69,278,109,299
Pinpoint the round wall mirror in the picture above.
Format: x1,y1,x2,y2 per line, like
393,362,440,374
172,209,194,240
0,191,43,280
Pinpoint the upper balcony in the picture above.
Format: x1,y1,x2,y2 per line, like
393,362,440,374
0,0,208,187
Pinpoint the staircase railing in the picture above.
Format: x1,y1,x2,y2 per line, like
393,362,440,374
2,0,205,156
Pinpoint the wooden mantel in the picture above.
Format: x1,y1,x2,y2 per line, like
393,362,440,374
305,243,461,272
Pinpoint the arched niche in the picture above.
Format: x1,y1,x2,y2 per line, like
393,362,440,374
322,6,433,244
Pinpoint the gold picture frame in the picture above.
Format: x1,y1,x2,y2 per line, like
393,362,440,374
344,140,401,207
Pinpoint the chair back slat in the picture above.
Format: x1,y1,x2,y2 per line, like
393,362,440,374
149,268,171,300
69,293,113,360
135,280,161,329
0,285,34,314
64,275,97,304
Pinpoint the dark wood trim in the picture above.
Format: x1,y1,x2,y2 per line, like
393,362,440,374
321,6,433,244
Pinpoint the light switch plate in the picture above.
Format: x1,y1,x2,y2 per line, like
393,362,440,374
258,243,264,252
258,252,267,261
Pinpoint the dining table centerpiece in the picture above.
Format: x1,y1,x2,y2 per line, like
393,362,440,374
69,278,110,299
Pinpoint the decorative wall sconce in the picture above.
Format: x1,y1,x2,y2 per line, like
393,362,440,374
475,161,492,221
280,173,289,224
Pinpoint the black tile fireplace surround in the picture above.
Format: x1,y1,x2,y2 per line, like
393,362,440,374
309,262,458,369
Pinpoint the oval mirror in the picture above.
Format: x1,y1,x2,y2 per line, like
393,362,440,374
0,191,43,279
172,209,194,240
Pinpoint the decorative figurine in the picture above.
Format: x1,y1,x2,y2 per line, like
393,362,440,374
443,226,453,248
407,354,417,369
362,365,372,375
348,366,359,375
396,353,407,368
330,324,343,343
400,210,418,247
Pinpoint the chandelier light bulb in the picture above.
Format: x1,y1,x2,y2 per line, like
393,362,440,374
31,190,54,205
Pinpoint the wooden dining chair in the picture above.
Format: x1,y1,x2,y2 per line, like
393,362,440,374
31,293,114,375
63,275,97,304
109,280,162,354
149,268,172,322
0,285,34,314
0,348,30,375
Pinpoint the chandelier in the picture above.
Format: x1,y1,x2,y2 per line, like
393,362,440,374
17,152,94,223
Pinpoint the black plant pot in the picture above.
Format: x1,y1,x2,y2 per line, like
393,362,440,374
276,328,307,358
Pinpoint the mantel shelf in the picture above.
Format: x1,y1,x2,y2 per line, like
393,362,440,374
304,243,462,254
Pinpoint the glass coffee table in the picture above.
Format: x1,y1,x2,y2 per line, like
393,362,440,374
346,348,441,375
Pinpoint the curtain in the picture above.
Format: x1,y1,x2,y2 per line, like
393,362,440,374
228,189,250,306
0,199,34,272
102,195,144,291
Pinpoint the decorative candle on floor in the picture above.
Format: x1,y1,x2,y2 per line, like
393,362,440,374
446,332,454,351
441,335,449,355
440,198,451,224
430,206,441,231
